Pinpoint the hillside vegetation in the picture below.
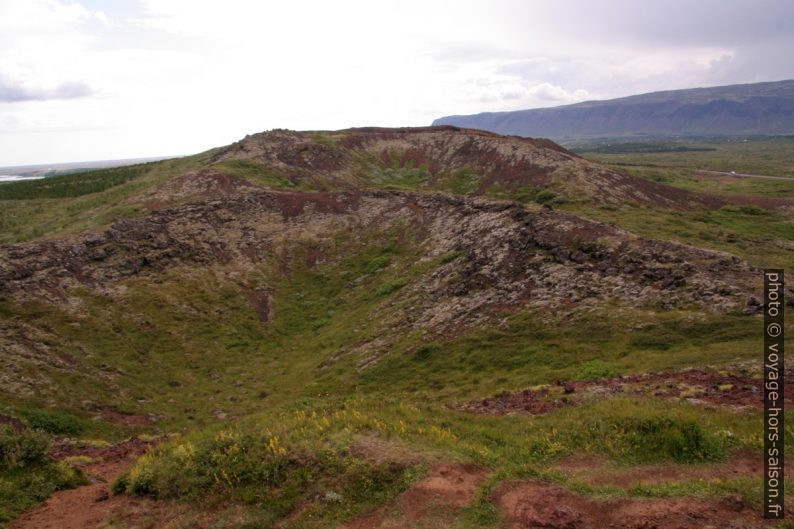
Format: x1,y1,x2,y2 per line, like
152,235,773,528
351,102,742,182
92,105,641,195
0,127,792,528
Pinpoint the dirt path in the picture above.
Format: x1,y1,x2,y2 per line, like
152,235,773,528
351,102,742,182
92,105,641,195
553,449,790,488
495,480,774,529
343,458,779,529
10,438,156,529
344,462,489,529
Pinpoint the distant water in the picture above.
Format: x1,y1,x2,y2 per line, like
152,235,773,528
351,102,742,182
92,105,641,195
0,175,44,182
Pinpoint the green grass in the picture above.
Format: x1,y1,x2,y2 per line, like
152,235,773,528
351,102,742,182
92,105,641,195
311,132,341,148
564,202,794,270
114,421,421,528
369,163,432,189
509,185,566,205
574,359,621,381
0,152,213,244
210,159,296,189
0,194,784,525
576,136,794,178
0,214,768,428
572,136,794,210
575,141,716,154
597,164,794,198
17,409,87,436
0,227,432,428
564,136,794,274
106,392,771,527
0,427,51,469
434,168,483,195
375,277,408,296
105,391,780,526
0,463,85,528
356,307,760,400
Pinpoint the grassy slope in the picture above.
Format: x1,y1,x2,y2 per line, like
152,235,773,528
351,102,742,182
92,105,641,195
2,222,787,526
3,238,763,424
0,152,214,244
567,203,794,270
564,137,794,270
1,138,793,527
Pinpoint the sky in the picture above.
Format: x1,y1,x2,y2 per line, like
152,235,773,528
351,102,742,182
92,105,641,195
1,0,793,166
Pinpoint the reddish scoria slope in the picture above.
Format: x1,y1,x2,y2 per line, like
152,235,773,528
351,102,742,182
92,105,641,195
210,126,723,209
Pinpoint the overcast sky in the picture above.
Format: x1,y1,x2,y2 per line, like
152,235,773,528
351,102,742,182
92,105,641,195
1,0,793,165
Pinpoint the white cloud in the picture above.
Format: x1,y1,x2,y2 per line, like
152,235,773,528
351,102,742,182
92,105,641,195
0,0,93,33
0,0,791,165
528,83,589,102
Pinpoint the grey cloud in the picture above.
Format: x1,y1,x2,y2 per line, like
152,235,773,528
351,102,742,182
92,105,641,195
438,0,794,108
516,0,794,49
493,32,794,105
0,77,93,103
699,37,794,86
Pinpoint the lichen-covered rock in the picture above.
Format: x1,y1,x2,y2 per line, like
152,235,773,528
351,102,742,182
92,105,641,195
0,189,760,327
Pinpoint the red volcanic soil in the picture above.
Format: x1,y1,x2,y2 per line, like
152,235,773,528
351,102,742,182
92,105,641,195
270,190,361,219
553,449,789,488
467,366,792,416
494,479,772,529
344,463,489,529
11,438,159,529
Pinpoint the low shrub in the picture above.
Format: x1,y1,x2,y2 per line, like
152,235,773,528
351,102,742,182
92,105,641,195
114,427,416,524
412,344,439,361
517,398,733,464
607,414,725,463
438,251,461,265
364,256,391,274
375,278,408,296
0,425,86,524
719,205,767,216
20,409,86,436
0,426,51,470
573,359,620,381
513,186,566,205
0,460,84,525
574,400,731,463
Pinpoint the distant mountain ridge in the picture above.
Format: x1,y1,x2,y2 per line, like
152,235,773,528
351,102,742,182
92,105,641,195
433,79,794,139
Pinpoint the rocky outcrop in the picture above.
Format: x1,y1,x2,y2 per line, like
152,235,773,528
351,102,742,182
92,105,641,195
211,127,721,209
0,188,759,329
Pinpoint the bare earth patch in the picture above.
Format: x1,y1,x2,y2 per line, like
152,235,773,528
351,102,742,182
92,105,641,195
467,366,793,415
345,462,488,529
10,438,158,529
552,449,788,488
349,434,424,466
494,480,771,529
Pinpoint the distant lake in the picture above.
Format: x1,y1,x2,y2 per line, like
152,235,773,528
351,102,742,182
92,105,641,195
0,175,45,183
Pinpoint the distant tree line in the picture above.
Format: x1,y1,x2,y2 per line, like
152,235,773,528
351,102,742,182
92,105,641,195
0,163,155,200
574,142,716,155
